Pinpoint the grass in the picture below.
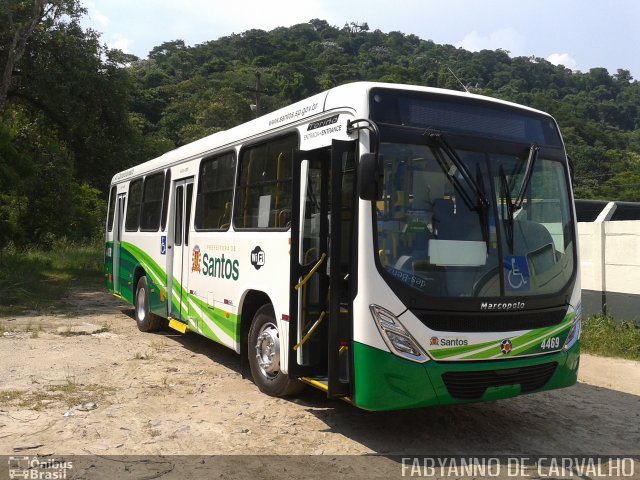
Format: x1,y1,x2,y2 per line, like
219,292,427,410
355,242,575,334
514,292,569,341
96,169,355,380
0,367,112,411
0,241,103,315
26,321,43,338
132,350,155,361
0,382,113,411
581,314,640,361
0,320,13,334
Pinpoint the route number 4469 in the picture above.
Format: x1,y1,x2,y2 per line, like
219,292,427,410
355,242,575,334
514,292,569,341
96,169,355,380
541,337,560,350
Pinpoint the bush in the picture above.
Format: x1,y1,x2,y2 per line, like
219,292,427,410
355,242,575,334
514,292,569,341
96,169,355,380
581,314,640,360
0,241,103,313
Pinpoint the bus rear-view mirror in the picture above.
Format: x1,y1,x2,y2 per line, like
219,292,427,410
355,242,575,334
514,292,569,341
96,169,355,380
358,153,383,201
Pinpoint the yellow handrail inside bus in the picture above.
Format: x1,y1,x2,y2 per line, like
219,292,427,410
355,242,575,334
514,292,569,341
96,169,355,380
293,311,326,351
299,247,318,329
303,247,317,265
294,252,326,290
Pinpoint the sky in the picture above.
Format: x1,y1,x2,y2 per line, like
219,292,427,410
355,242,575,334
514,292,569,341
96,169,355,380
82,0,640,79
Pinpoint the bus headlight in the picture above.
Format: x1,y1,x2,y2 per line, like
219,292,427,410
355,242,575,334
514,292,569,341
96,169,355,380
369,304,428,363
564,309,582,351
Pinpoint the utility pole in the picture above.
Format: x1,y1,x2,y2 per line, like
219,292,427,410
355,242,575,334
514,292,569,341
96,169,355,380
254,72,261,118
247,71,270,118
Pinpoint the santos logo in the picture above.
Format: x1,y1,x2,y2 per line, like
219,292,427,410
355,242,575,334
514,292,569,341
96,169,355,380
430,336,468,347
200,252,239,281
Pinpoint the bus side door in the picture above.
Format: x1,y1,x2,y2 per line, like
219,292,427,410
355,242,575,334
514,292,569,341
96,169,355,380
113,193,126,296
289,140,357,398
168,177,194,325
289,148,330,379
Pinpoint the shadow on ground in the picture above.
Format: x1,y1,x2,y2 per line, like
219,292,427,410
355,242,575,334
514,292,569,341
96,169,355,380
140,317,640,457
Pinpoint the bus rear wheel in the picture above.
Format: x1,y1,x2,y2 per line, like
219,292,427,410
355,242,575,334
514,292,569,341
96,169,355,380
134,276,163,332
248,304,304,397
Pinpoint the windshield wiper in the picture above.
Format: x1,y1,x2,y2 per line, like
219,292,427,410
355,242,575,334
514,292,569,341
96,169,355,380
426,131,490,211
475,163,491,254
428,131,491,255
514,144,539,210
499,165,515,254
499,144,539,254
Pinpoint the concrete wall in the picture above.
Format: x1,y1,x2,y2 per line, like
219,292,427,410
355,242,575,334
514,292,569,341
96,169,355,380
578,215,640,323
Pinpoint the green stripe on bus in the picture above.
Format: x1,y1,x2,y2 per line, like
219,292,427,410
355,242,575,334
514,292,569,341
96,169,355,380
114,242,239,345
431,312,575,360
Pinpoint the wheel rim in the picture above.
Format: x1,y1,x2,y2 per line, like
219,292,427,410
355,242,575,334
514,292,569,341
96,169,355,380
136,285,147,322
255,322,280,378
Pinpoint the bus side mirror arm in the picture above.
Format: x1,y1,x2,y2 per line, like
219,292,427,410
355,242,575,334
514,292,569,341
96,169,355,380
347,119,383,201
358,153,384,201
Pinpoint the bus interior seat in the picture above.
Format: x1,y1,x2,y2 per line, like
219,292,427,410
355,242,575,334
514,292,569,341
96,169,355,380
274,208,291,228
431,198,485,296
394,255,413,271
432,198,454,238
432,198,482,241
218,201,231,229
513,220,556,274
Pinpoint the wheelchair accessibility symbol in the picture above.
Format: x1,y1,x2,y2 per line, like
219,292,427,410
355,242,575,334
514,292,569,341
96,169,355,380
504,256,530,292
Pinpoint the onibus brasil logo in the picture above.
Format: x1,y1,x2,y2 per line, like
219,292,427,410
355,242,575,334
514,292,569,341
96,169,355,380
8,456,73,479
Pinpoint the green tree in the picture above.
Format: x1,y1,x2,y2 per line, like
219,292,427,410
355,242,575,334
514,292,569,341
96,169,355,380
0,0,83,109
0,1,164,248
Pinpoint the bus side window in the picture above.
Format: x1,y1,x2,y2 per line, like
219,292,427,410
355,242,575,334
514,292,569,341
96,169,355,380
175,186,183,246
107,186,117,232
234,133,297,229
125,179,143,232
161,169,171,231
195,152,235,231
140,171,165,232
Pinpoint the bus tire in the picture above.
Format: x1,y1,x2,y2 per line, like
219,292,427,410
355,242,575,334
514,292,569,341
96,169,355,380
248,304,304,397
134,276,162,332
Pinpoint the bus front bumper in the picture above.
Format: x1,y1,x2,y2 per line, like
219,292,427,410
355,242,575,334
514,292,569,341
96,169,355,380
352,341,580,411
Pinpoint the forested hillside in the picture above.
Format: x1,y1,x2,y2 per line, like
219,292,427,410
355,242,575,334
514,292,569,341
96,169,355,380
2,2,639,248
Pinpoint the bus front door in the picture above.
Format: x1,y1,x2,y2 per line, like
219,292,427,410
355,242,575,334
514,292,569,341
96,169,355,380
168,178,194,325
289,140,356,398
113,193,126,296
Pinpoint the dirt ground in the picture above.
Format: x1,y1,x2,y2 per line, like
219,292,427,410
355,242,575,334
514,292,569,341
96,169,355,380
1,287,639,477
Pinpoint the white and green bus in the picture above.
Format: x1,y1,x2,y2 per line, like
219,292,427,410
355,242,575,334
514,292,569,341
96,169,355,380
105,82,581,410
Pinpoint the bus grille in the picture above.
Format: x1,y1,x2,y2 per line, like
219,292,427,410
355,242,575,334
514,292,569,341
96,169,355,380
442,362,558,400
413,307,567,332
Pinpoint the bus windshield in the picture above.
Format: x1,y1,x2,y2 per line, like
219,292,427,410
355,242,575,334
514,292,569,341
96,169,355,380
375,140,575,298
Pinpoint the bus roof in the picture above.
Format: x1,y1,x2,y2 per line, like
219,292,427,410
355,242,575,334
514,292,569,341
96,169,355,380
110,81,553,185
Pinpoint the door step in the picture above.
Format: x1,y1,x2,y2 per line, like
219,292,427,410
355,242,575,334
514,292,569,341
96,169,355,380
300,376,353,404
300,376,328,391
168,318,187,333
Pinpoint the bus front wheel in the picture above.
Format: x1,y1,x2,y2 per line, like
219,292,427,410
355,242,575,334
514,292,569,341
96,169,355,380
248,304,304,397
134,276,162,332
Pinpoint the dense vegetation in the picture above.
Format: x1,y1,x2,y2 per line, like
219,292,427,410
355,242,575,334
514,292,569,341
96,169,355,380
581,314,640,360
2,3,640,250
